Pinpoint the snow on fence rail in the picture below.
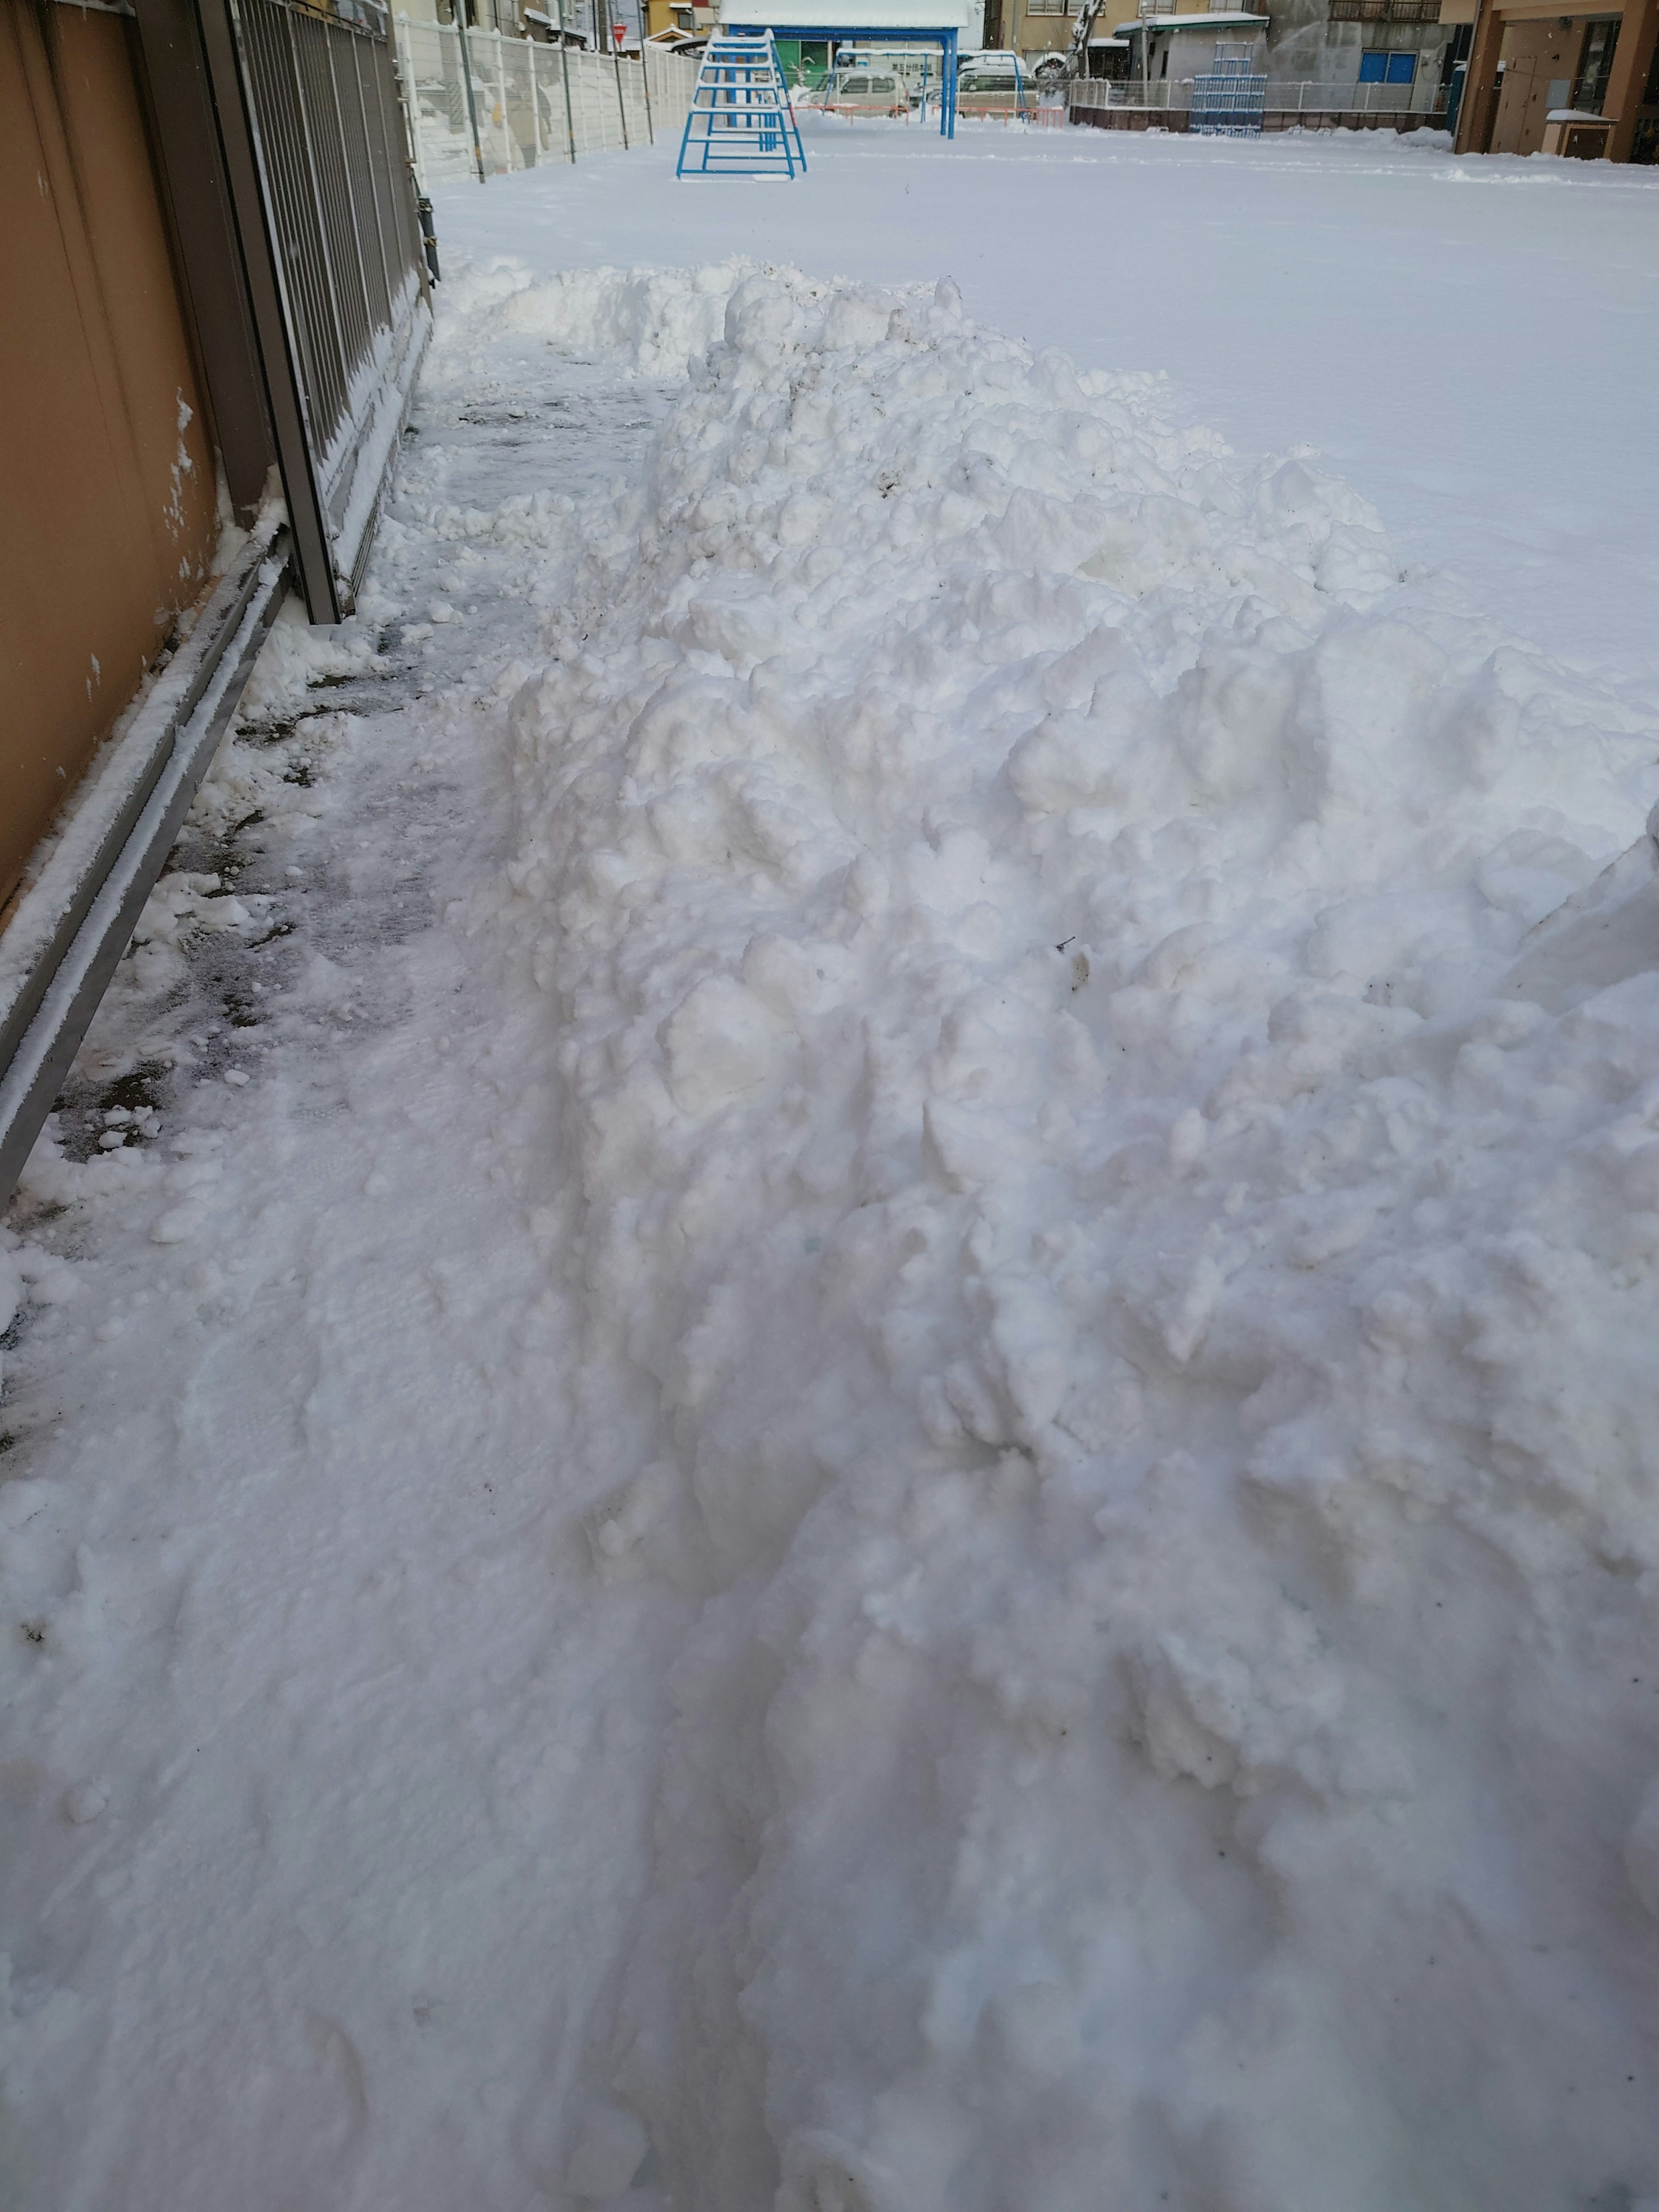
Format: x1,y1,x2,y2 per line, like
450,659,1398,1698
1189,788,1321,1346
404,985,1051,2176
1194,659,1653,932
394,16,698,180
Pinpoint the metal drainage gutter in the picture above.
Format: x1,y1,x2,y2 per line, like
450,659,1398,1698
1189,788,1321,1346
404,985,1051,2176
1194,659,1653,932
0,525,292,1205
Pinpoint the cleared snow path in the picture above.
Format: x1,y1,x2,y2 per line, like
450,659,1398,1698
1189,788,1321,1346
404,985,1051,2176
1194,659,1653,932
7,143,1659,2212
0,294,684,2210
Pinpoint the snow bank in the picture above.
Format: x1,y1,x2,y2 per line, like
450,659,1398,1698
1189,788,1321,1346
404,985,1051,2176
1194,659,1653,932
494,263,1659,2209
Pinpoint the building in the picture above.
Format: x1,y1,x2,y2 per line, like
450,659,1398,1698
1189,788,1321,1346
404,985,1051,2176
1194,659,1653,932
981,0,1077,67
1117,7,1268,89
1063,0,1472,122
983,0,1129,70
647,3,717,38
1455,0,1658,157
717,0,986,71
399,0,644,48
1066,0,1654,142
1,0,429,1198
1263,0,1466,109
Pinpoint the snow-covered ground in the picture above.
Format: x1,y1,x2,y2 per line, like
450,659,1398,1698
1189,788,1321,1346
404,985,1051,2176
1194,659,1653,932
5,122,1659,2212
433,123,1659,705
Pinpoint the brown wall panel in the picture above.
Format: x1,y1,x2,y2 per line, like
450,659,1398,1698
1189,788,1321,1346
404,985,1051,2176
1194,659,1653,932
0,2,219,908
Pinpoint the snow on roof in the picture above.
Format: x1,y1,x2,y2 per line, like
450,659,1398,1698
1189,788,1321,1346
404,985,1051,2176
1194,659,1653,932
1113,10,1267,27
725,0,974,26
1545,107,1609,122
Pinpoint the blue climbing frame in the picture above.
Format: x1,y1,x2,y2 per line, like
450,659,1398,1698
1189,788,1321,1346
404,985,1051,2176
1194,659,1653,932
764,22,960,136
678,31,810,176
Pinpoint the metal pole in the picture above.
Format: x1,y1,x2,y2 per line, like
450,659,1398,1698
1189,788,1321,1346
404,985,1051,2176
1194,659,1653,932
185,0,341,614
601,0,629,145
453,5,487,180
528,33,545,159
1452,0,1483,151
556,0,578,156
639,24,655,143
395,14,429,188
493,26,512,167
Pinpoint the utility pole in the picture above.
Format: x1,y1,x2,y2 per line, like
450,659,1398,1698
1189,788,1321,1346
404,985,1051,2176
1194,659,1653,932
1053,0,1104,81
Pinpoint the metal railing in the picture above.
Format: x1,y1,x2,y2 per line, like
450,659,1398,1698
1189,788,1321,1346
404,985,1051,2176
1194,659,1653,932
394,17,699,179
1068,74,1448,118
229,0,431,604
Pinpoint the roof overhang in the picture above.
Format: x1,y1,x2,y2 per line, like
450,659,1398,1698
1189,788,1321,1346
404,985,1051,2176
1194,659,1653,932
1113,10,1268,29
724,0,967,25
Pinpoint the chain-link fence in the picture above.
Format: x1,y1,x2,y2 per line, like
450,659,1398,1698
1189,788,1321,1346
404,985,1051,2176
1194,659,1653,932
394,16,698,179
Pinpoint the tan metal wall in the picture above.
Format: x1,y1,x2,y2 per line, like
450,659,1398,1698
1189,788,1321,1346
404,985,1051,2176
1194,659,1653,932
0,0,220,910
1460,0,1659,156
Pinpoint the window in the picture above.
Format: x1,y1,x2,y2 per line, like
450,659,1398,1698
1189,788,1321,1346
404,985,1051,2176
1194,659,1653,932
1331,1,1438,20
1572,17,1619,112
1359,46,1416,79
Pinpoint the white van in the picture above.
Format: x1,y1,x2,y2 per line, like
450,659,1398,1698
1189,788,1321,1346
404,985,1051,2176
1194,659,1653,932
957,51,1030,111
830,45,946,103
820,66,909,114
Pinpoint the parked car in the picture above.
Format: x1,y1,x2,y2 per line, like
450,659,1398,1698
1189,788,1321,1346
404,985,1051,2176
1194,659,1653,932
832,43,941,103
819,67,909,115
957,54,1030,113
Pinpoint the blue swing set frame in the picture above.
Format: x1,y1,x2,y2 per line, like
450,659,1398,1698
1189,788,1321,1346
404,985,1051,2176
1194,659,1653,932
677,19,960,176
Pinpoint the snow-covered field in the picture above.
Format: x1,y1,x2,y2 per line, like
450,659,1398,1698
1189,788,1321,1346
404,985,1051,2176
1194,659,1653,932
5,123,1659,2212
434,122,1659,704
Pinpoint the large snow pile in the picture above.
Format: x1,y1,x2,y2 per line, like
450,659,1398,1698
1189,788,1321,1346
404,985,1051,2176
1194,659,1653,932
482,261,1659,2211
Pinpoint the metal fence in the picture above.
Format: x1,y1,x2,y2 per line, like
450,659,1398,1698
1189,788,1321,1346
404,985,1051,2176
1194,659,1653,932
1189,44,1265,133
229,0,431,606
394,17,699,178
1068,74,1449,125
0,0,432,1198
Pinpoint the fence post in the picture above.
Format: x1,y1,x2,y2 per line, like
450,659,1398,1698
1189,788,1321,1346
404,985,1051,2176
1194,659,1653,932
527,35,545,159
594,0,628,146
556,0,578,156
395,13,428,187
493,27,513,167
613,37,630,146
454,11,487,181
